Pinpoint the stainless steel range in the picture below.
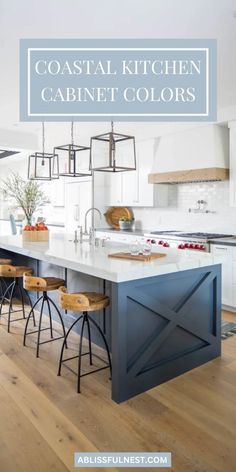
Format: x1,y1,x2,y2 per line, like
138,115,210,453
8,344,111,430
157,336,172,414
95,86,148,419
144,231,234,252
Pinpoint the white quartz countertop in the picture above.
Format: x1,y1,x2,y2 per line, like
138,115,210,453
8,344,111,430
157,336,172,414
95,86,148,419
0,233,218,283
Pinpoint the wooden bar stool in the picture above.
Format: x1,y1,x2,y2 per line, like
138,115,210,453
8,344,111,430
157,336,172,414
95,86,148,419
0,264,35,332
0,258,12,302
57,286,112,393
23,274,67,358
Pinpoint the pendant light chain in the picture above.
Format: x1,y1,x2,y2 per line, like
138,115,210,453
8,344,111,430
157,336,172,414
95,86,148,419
42,122,45,154
71,121,74,146
42,122,45,165
111,121,115,168
70,121,75,164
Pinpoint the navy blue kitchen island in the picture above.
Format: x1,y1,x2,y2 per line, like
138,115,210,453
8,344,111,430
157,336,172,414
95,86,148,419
0,234,221,403
111,265,221,402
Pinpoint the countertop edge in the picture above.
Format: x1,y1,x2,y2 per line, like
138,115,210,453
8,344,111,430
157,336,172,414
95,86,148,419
209,238,236,246
0,235,220,283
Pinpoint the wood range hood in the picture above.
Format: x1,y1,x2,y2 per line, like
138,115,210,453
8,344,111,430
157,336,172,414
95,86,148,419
149,167,229,184
148,124,229,184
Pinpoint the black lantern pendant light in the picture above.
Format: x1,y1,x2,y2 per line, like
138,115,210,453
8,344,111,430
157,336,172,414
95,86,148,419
54,122,91,177
89,121,136,172
28,123,59,181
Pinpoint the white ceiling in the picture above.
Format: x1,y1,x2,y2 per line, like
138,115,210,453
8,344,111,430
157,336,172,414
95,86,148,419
0,0,236,143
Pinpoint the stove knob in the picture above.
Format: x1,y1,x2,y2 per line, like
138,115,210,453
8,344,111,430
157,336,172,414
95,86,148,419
184,243,190,249
151,239,156,244
178,243,185,249
194,244,200,250
158,240,163,245
163,242,170,247
146,239,151,243
189,243,194,249
199,244,205,251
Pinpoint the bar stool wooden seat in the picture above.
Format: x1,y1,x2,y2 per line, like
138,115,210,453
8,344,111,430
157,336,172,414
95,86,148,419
57,286,111,393
0,258,12,302
0,258,12,265
0,264,35,332
23,274,67,358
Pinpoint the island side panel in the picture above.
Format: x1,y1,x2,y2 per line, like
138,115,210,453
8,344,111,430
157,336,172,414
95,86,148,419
111,264,221,403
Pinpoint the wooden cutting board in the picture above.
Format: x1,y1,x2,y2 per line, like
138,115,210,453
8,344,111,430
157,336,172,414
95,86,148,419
104,207,133,229
108,252,166,262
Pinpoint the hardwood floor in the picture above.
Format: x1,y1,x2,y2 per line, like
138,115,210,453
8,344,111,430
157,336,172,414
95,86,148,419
0,306,235,472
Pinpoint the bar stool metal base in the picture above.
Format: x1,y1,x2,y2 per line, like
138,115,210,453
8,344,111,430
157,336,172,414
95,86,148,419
0,278,35,332
58,311,112,393
0,277,9,303
23,291,67,358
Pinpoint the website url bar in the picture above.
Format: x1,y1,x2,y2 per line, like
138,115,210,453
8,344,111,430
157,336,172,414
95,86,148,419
74,452,172,468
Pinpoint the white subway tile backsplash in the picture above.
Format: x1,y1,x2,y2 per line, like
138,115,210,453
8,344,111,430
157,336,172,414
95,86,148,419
133,181,236,234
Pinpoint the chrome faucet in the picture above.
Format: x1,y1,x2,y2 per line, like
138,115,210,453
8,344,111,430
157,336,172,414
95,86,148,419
77,225,83,243
84,207,102,235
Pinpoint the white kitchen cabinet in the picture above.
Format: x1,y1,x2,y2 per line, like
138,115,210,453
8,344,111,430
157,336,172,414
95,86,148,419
64,179,92,232
105,139,168,207
229,122,236,207
106,172,123,205
50,177,65,207
122,168,139,205
211,244,233,307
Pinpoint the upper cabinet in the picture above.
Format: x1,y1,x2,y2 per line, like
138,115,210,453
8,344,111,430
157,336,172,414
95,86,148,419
229,122,236,207
64,178,92,231
105,138,168,207
106,172,123,205
50,177,65,207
